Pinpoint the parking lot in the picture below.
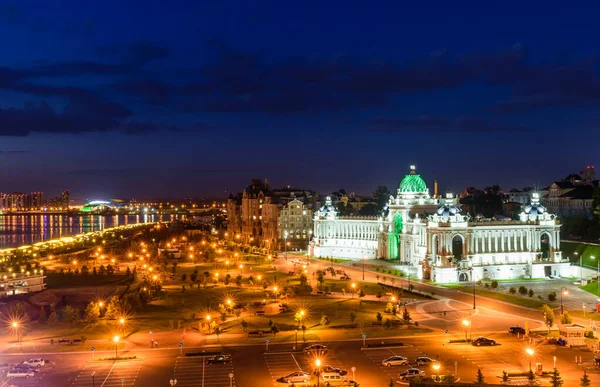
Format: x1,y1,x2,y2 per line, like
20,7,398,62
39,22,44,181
173,356,236,387
362,345,431,383
0,362,54,387
71,360,143,387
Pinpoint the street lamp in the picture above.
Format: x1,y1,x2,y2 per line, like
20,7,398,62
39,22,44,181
560,286,568,315
351,283,356,299
170,378,177,386
362,256,365,280
92,371,96,387
526,348,534,372
11,321,20,342
432,363,441,381
119,317,126,335
315,358,322,387
239,264,243,275
205,315,211,333
462,319,470,341
113,335,120,359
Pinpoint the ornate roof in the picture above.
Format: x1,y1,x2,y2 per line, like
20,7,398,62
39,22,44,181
399,165,428,193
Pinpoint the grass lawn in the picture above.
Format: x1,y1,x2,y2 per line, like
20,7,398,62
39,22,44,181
562,241,600,268
569,310,600,321
579,281,600,297
428,282,463,288
469,288,548,309
484,278,547,283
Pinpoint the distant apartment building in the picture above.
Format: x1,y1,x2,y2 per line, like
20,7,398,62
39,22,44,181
278,199,313,248
227,179,316,249
0,192,44,211
543,166,598,218
507,166,599,218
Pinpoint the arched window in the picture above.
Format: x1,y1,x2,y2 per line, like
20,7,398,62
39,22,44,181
452,235,463,261
540,233,550,259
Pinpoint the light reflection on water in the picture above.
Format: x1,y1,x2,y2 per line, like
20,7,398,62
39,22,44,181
0,214,174,248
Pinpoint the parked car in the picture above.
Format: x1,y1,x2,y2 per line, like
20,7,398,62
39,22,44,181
207,355,230,364
414,357,436,367
314,365,347,376
303,344,328,354
7,368,35,377
382,356,409,367
278,371,310,383
397,368,425,381
509,326,526,334
23,358,45,367
472,337,497,346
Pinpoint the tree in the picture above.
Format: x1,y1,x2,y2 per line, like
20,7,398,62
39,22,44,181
181,273,187,281
541,304,555,328
236,275,242,287
358,289,366,299
491,280,498,290
240,319,248,332
373,185,391,212
509,287,516,294
320,315,330,326
61,305,76,325
560,312,572,324
317,271,325,288
526,370,535,385
376,291,382,301
106,264,115,275
125,266,132,277
518,286,528,295
84,302,100,324
349,311,356,325
502,371,509,382
476,368,485,384
580,371,591,387
402,308,411,322
81,265,89,275
550,368,563,387
528,289,534,297
548,292,557,302
271,324,279,335
376,312,383,322
47,311,59,326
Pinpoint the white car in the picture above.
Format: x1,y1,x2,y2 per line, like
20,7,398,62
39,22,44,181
7,368,35,377
280,371,310,383
23,358,45,367
382,356,409,367
397,368,426,381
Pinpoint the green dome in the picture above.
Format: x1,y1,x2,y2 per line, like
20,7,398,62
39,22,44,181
399,167,428,193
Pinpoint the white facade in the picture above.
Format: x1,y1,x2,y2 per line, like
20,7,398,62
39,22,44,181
310,166,571,283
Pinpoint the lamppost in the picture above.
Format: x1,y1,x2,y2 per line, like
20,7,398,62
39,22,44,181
315,358,321,387
351,283,356,299
526,348,534,372
11,321,20,342
462,319,470,341
170,378,177,386
560,286,569,315
239,264,243,276
113,336,120,359
119,317,125,335
362,257,365,280
92,371,96,387
205,315,211,334
295,329,298,349
432,363,441,381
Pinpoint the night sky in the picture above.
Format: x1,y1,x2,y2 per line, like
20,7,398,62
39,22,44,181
1,1,598,201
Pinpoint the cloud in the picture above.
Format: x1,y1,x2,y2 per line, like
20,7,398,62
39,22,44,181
368,116,532,133
113,79,171,106
96,41,169,66
0,97,131,136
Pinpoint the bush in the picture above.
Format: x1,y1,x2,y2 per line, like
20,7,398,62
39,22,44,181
528,289,535,297
548,292,557,302
509,287,517,294
491,280,498,290
518,286,528,295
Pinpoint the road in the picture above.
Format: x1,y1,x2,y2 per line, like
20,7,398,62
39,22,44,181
1,333,599,387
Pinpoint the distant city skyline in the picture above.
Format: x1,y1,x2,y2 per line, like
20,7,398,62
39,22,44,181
1,1,599,197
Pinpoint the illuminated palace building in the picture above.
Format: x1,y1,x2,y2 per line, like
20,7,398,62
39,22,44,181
310,166,570,283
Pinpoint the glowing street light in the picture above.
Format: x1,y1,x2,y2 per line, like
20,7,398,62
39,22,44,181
560,286,569,314
315,358,322,387
432,363,441,381
113,336,120,358
462,319,470,340
526,348,534,372
351,283,356,299
239,264,244,275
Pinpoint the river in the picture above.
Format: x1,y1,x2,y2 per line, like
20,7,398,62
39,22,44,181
0,214,176,248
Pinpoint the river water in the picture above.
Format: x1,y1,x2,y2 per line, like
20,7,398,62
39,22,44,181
0,214,175,248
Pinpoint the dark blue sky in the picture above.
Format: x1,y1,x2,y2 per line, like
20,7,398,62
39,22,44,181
1,1,599,201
